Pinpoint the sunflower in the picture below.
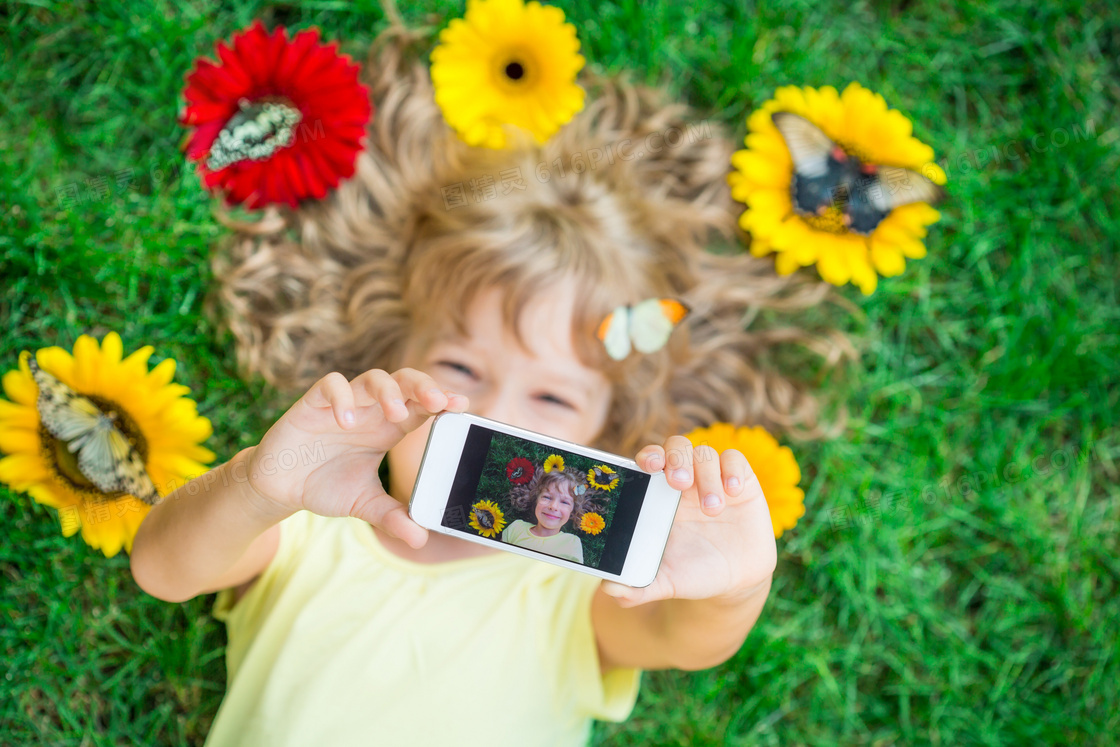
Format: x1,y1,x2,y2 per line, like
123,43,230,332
468,499,507,538
0,334,214,557
578,511,605,535
180,20,372,209
430,0,585,149
729,82,947,294
685,422,804,539
587,464,619,491
506,456,534,485
542,454,564,473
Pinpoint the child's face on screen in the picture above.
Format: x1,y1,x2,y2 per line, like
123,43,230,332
387,279,612,502
534,484,574,533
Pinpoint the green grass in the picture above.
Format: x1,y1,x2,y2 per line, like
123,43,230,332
1,0,1117,744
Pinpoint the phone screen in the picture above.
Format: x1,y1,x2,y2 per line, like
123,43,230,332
438,424,651,574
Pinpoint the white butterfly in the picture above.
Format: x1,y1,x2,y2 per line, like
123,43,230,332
28,356,160,505
596,298,690,361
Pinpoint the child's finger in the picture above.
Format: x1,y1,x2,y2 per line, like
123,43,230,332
719,448,750,499
445,392,470,411
635,445,665,473
352,368,409,422
662,435,695,490
692,444,725,515
302,372,358,429
393,367,452,413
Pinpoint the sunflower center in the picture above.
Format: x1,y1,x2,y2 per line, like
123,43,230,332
802,205,849,234
46,433,97,491
836,140,871,163
493,52,537,93
39,396,149,497
206,97,303,171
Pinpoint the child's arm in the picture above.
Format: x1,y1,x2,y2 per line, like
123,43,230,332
130,368,470,604
590,439,779,671
130,447,292,603
592,576,772,671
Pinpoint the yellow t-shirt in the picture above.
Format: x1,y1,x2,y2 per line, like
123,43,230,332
501,519,585,564
205,509,642,747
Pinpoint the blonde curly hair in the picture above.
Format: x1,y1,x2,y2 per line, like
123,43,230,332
210,23,854,457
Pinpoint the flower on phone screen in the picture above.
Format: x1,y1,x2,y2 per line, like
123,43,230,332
506,457,534,485
469,499,507,538
587,464,619,491
578,512,605,535
543,454,565,473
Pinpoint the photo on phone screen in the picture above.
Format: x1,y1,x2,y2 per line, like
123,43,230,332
438,425,651,574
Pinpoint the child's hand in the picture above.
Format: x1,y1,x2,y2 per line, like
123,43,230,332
600,437,778,607
245,368,468,548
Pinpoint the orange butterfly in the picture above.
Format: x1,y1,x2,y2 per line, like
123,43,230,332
596,299,690,360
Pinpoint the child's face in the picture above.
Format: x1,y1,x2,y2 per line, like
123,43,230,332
535,483,574,531
387,280,612,502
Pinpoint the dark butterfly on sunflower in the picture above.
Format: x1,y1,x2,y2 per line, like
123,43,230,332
589,464,619,490
473,506,495,529
771,112,946,236
28,358,160,505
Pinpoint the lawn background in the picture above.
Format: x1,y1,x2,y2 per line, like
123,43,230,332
1,1,1117,744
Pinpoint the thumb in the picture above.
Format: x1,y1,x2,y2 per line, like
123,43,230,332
349,486,430,550
600,579,644,607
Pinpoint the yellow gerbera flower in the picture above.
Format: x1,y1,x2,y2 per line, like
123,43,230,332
729,82,947,294
0,333,214,557
469,499,507,538
685,422,805,539
430,0,585,149
542,454,564,473
587,464,619,491
579,511,605,535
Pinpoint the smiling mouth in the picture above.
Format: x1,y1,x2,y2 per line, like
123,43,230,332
543,513,561,520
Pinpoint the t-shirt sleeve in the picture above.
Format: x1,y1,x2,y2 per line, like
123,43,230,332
210,510,315,681
557,571,642,723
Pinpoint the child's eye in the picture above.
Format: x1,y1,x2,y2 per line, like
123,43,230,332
538,393,573,409
436,360,476,378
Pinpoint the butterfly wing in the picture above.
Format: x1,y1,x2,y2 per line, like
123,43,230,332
112,447,161,505
29,359,103,443
771,112,836,179
597,305,632,361
869,167,947,212
77,427,160,505
630,298,690,354
74,424,125,493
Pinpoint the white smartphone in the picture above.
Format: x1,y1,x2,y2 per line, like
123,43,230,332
408,412,682,587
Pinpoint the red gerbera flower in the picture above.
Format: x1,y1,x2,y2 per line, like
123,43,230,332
506,457,534,485
179,21,372,209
